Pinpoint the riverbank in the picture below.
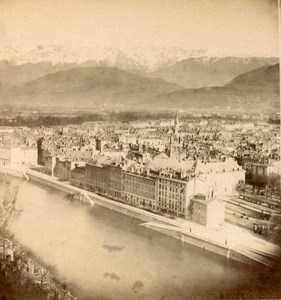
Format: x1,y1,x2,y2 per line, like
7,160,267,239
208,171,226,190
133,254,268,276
0,174,77,300
1,165,279,268
0,232,77,300
0,265,48,300
24,168,280,268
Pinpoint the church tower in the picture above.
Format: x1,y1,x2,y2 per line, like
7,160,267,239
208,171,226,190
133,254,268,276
174,113,179,138
169,113,182,161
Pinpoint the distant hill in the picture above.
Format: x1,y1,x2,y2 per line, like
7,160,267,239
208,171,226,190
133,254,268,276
148,64,280,113
150,57,279,88
1,67,182,109
0,60,98,88
0,55,278,90
223,64,279,94
1,64,279,113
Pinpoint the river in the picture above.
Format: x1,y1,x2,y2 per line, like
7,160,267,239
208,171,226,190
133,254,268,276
2,175,269,299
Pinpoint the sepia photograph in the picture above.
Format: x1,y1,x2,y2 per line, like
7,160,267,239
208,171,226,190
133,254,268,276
0,0,280,299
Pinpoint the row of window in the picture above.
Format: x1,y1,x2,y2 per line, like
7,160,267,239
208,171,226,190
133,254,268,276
158,179,185,188
123,180,155,192
109,191,121,198
159,198,183,205
86,182,107,190
122,186,155,199
159,204,185,212
123,174,155,186
159,195,184,203
158,191,184,200
110,183,121,189
159,185,184,193
123,193,156,210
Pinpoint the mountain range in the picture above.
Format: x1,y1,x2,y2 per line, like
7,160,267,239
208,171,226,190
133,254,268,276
1,67,182,109
1,63,279,113
150,57,279,88
149,64,280,113
0,54,278,89
0,46,210,71
0,45,279,113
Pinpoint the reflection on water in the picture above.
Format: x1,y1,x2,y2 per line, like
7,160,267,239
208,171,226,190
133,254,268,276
5,176,263,299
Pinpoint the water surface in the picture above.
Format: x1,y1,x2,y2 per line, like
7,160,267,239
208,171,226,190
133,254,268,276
4,176,265,299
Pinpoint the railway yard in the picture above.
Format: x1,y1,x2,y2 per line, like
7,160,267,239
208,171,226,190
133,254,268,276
224,191,281,246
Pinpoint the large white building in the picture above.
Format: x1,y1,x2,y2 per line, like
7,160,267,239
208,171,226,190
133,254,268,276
0,147,38,166
192,158,245,197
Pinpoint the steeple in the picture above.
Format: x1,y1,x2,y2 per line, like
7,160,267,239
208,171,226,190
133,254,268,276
175,113,179,125
174,113,179,137
169,113,182,161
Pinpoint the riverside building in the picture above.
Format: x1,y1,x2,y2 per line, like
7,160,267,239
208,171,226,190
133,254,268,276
156,172,194,218
122,164,158,212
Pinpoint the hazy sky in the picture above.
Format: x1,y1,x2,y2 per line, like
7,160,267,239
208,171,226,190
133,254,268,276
0,0,279,56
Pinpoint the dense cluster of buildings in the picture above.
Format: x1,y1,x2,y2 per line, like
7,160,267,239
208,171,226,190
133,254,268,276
35,115,248,227
43,147,241,227
0,127,39,166
0,114,280,227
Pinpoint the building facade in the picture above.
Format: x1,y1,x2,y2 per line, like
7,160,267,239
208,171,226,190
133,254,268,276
156,175,194,218
85,162,110,195
0,147,38,166
70,164,86,188
191,196,225,229
122,171,157,212
108,165,122,200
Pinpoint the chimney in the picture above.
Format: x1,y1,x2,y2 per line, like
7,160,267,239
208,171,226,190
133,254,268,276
181,170,186,179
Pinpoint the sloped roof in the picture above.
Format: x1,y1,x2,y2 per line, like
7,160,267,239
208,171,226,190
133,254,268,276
194,157,241,174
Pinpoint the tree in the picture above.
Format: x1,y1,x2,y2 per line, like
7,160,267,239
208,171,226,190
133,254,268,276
270,175,281,200
0,180,22,234
0,180,22,261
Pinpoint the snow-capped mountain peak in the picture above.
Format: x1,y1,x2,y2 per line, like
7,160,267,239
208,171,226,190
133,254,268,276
0,45,211,71
0,45,277,72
